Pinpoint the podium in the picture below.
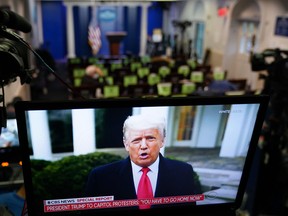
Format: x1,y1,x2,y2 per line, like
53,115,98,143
106,31,127,56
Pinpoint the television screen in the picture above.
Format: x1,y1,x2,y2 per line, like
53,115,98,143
0,118,19,148
15,96,269,216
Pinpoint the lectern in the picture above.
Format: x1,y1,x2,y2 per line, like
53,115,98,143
106,31,127,56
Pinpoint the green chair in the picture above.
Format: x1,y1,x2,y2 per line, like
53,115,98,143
68,57,82,65
157,82,172,96
158,66,171,78
190,71,204,83
137,67,150,79
87,57,98,65
103,85,120,98
213,69,225,80
187,59,197,70
148,73,161,86
141,56,151,65
181,82,196,95
123,75,138,87
178,65,190,77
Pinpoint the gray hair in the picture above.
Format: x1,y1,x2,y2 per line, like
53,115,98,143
123,114,166,142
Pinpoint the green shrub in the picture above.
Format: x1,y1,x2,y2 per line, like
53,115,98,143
31,152,123,200
30,159,52,173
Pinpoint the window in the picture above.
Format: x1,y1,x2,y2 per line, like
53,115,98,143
239,21,258,54
176,106,196,141
48,110,73,153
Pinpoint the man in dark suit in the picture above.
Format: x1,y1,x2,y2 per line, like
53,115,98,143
84,113,197,209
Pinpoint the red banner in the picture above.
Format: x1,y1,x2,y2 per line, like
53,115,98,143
44,194,204,213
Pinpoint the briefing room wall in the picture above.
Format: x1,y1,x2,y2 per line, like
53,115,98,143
256,0,288,51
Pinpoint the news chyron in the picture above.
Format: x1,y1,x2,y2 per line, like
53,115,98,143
43,194,204,213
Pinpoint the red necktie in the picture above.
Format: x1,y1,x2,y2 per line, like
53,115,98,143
137,167,153,209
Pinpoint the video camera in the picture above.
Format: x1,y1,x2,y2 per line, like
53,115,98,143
251,48,288,71
251,48,288,93
0,9,33,87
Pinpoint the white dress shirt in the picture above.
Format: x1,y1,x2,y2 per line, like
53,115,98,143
131,156,159,196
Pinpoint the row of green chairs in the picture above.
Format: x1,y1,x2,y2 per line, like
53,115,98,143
71,64,206,88
101,82,197,98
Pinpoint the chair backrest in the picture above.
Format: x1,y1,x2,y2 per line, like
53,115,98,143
68,57,83,66
181,82,196,95
158,66,171,77
147,73,161,86
186,59,197,70
141,55,151,65
103,85,120,98
190,71,204,83
87,57,99,65
123,75,138,87
137,67,150,78
213,67,226,80
178,65,190,77
157,82,172,96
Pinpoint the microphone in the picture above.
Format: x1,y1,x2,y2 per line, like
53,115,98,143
0,9,32,33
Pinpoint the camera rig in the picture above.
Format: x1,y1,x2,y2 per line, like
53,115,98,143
0,9,34,129
251,48,288,93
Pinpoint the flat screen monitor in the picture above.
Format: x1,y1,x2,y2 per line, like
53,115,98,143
14,95,269,216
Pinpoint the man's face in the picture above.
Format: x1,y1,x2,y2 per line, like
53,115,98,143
124,128,164,167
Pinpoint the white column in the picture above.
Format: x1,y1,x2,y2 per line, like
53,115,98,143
139,3,150,56
72,109,96,155
192,105,222,148
65,3,76,58
220,104,259,157
28,111,53,160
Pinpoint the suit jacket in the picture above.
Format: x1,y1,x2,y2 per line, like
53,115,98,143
84,153,196,201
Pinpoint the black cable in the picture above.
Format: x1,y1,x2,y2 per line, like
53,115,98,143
29,48,86,100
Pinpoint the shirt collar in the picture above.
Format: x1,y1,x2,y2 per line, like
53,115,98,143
131,155,160,174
